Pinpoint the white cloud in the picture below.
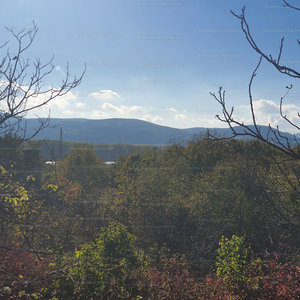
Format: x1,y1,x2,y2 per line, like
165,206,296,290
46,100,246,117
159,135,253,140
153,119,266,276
128,106,144,115
89,89,120,99
27,90,80,110
18,93,48,110
0,80,32,95
47,97,70,109
7,85,79,113
62,91,79,100
102,103,118,112
0,80,84,119
253,99,300,118
167,107,178,113
175,114,188,122
141,115,153,122
75,102,86,108
56,66,61,71
153,116,164,123
141,115,164,124
195,117,228,128
102,103,145,115
233,99,300,132
91,109,110,119
63,110,74,115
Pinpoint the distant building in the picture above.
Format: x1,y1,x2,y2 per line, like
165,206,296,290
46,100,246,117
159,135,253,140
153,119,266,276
104,161,116,165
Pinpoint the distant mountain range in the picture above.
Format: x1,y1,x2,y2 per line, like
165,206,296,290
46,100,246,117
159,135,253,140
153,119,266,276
22,118,299,146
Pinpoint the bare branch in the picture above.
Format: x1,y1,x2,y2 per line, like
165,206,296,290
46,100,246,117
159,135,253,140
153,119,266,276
278,84,300,132
283,0,300,10
231,6,300,79
211,5,300,162
249,57,262,134
0,22,86,140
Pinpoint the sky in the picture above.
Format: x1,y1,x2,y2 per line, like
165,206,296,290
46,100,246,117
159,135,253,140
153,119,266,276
1,0,300,133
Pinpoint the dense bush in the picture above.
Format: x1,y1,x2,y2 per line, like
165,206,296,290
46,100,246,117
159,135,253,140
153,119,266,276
52,221,147,299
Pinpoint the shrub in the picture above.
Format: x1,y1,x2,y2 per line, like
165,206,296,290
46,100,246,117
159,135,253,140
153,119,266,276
132,248,203,299
216,235,247,285
52,221,147,299
203,250,300,299
0,237,53,299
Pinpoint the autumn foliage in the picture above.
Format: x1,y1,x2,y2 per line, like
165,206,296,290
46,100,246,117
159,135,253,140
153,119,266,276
2,137,300,298
0,237,53,299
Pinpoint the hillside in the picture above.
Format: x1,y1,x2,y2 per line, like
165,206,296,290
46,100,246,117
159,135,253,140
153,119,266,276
22,117,298,146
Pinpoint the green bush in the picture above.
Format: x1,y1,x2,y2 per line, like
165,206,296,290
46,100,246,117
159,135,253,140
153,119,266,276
216,235,247,285
52,221,147,299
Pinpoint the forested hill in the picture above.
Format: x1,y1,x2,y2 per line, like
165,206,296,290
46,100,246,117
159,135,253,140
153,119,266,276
23,118,205,145
23,118,297,146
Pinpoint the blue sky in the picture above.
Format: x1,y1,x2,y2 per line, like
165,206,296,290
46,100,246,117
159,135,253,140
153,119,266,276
1,0,300,133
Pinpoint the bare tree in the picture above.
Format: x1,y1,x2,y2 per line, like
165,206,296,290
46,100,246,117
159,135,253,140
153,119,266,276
0,22,85,140
210,1,300,254
210,1,300,159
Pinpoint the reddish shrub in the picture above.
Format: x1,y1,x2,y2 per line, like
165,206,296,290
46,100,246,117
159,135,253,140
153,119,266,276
0,237,53,299
202,254,300,299
131,250,203,299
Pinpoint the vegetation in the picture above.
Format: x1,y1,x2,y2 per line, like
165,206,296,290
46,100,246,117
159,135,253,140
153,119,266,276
31,139,162,163
3,133,300,299
2,2,300,299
